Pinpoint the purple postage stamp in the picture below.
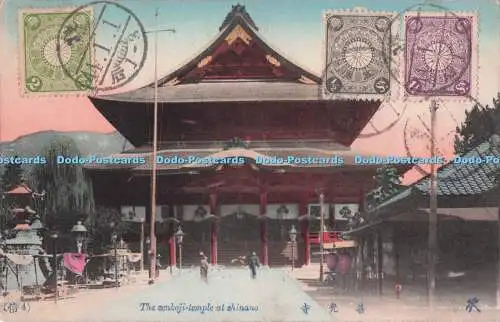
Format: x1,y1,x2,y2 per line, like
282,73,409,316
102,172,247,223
404,14,477,97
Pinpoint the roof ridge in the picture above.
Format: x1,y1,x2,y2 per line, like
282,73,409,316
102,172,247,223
412,134,499,186
127,5,321,88
219,4,258,31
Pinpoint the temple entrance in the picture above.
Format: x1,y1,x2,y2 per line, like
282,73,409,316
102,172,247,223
218,203,260,265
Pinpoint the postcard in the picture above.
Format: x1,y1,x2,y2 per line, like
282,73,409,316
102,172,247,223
0,0,499,321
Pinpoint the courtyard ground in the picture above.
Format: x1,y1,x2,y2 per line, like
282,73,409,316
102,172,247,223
292,264,500,321
1,265,499,322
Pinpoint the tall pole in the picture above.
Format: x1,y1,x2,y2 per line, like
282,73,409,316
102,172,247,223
428,99,438,309
52,238,57,304
291,242,295,271
33,259,39,297
77,239,83,254
145,8,176,285
149,7,160,285
0,196,4,233
140,219,145,273
497,177,500,308
179,244,182,272
114,237,118,288
170,236,173,274
319,192,325,282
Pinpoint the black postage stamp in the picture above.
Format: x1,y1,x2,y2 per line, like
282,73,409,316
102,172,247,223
322,9,394,98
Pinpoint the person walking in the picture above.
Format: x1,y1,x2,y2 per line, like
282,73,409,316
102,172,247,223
247,251,260,279
200,252,209,283
155,253,161,277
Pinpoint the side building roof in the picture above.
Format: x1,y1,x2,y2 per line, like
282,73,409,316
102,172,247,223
358,134,500,225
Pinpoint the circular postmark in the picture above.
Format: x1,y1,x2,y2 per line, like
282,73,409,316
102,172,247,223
381,2,474,97
357,93,408,139
402,97,499,184
56,1,148,93
402,101,456,176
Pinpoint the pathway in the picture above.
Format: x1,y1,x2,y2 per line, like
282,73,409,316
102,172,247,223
4,268,335,322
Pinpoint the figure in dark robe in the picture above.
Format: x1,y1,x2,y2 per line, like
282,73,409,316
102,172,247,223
200,252,209,283
247,251,260,279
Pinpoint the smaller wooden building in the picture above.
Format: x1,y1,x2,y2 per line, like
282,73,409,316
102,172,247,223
346,135,500,295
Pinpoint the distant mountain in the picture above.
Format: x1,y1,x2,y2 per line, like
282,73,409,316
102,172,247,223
0,131,133,156
0,131,133,174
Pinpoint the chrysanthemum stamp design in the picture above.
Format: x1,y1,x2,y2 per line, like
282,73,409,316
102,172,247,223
323,11,394,98
404,14,476,97
20,9,92,94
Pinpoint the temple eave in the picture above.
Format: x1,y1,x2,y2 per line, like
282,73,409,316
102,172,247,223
83,146,411,174
88,163,410,176
90,83,380,104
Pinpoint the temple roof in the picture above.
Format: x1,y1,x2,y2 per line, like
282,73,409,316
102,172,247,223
154,4,320,85
5,230,42,245
88,5,382,148
11,206,36,215
84,145,411,174
5,183,32,195
13,223,31,231
91,4,323,105
219,4,258,31
126,139,351,152
91,82,327,104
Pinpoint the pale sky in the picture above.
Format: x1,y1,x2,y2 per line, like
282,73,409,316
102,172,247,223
0,0,499,182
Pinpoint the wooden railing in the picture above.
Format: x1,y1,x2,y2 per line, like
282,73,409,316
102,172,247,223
308,231,342,244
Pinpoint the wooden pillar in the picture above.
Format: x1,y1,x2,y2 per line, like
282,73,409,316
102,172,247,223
299,197,310,266
394,224,401,287
145,200,153,278
209,192,218,265
355,235,364,291
497,188,500,308
367,233,375,290
169,204,176,267
259,191,268,265
377,229,383,295
356,188,366,290
361,236,366,291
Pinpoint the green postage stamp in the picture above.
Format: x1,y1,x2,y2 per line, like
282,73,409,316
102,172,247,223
19,8,92,94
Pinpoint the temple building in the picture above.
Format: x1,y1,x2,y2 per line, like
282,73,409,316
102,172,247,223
85,5,407,267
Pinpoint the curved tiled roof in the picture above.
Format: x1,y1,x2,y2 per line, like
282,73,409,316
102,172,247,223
415,135,500,196
84,146,410,174
91,4,322,105
5,183,32,195
366,135,500,217
90,82,326,104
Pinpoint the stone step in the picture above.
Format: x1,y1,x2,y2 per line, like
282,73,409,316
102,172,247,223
177,241,301,267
